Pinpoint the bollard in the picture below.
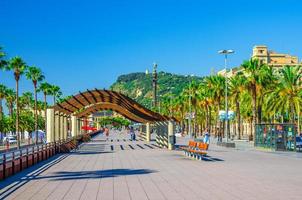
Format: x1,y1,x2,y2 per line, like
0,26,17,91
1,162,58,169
3,154,6,179
46,143,49,158
32,146,35,164
12,152,15,174
20,149,23,171
6,140,9,152
26,148,29,168
41,144,43,160
37,145,40,162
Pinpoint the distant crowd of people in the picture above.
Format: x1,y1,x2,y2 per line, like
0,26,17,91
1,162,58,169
99,126,136,141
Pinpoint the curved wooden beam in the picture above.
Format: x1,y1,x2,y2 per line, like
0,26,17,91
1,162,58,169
53,89,170,122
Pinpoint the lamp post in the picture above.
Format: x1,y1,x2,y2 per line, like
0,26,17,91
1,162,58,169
188,75,194,138
189,86,192,138
218,49,234,142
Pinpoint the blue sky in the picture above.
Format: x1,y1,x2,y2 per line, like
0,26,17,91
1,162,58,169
1,0,302,101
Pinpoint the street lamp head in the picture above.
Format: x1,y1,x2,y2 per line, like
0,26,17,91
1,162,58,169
227,49,235,54
218,49,235,54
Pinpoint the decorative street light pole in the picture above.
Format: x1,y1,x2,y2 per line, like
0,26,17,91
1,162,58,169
218,49,234,142
152,62,158,109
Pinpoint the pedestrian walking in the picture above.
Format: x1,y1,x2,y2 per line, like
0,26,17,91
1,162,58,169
130,126,136,141
203,129,210,145
105,127,109,140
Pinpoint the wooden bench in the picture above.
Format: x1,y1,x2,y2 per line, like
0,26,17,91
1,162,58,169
181,141,209,160
180,141,197,156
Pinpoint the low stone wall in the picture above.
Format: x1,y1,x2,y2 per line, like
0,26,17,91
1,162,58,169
216,141,236,148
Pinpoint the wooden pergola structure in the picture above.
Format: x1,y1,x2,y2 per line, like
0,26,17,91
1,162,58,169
52,89,170,123
46,89,175,149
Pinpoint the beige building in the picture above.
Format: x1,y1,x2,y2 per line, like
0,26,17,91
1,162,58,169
217,67,242,77
252,45,301,67
217,45,302,76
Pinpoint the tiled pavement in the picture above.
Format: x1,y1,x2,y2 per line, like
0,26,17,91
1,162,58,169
1,132,302,200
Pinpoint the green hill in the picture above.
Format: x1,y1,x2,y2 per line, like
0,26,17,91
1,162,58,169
110,71,202,109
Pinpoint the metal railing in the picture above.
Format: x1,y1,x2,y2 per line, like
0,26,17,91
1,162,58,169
0,138,44,153
0,130,101,181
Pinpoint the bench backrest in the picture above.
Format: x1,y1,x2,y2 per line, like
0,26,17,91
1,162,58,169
188,141,197,148
198,142,209,150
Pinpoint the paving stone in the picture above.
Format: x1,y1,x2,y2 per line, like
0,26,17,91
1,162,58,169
1,131,302,200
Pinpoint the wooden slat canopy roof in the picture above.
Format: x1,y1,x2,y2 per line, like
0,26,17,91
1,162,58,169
53,89,170,123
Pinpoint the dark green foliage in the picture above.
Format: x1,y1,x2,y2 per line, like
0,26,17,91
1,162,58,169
111,71,202,109
98,116,131,127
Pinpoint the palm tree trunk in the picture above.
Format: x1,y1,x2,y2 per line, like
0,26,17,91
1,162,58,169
297,104,300,135
257,104,262,123
205,105,209,131
236,100,241,139
208,106,212,133
16,79,20,149
194,105,197,138
34,85,38,145
0,98,3,121
44,93,47,139
290,102,295,124
214,105,218,137
217,102,221,139
186,119,189,135
9,102,13,117
250,119,253,139
252,86,257,143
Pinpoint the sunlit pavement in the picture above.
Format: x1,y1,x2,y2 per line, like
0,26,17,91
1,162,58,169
1,131,302,200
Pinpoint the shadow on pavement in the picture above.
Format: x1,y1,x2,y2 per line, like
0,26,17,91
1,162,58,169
0,154,69,199
70,151,113,155
201,156,224,162
27,168,157,181
90,139,107,142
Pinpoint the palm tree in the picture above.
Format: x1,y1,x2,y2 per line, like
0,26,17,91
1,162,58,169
0,46,6,71
229,73,246,139
0,84,8,120
241,58,269,141
188,81,200,137
173,95,186,134
36,100,45,116
266,66,302,132
6,56,27,149
5,88,16,117
38,82,52,135
19,92,34,110
50,85,62,105
205,75,225,138
26,66,45,145
198,82,214,133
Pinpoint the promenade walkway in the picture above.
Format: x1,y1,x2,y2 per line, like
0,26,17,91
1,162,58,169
1,131,302,200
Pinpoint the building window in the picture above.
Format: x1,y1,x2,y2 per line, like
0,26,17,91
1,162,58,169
259,50,264,54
